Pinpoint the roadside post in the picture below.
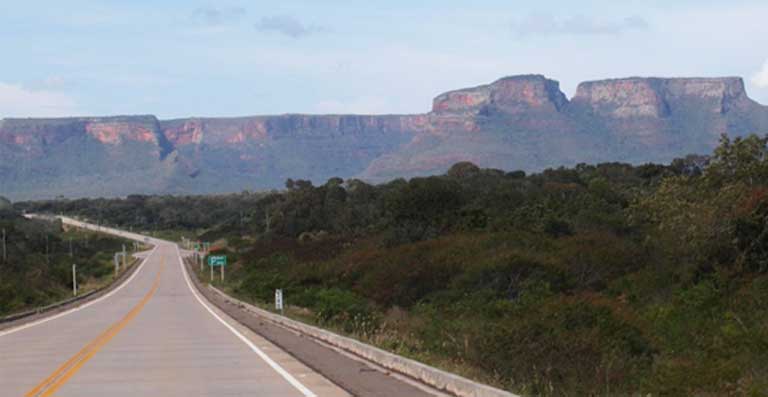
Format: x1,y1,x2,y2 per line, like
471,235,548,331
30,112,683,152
114,253,120,278
196,246,203,271
275,289,284,314
208,255,227,282
72,264,77,296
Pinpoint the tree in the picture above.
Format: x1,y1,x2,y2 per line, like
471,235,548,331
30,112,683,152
447,162,481,179
0,196,11,211
706,134,768,187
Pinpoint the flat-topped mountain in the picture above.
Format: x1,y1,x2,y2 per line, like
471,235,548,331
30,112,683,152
2,75,767,200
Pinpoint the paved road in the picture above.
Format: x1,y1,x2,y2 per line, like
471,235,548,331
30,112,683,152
0,219,349,396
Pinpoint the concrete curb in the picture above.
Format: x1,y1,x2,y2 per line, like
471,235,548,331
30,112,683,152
208,285,519,397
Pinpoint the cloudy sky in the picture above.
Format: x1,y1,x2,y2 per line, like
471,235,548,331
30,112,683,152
1,0,767,118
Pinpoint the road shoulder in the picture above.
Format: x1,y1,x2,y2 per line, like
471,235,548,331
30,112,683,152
185,258,441,397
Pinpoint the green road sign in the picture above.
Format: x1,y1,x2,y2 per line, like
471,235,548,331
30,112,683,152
208,255,227,266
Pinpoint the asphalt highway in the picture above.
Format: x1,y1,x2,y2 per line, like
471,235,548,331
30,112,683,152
0,219,349,397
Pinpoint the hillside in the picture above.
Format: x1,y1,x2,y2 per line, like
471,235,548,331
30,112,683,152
2,75,767,200
20,134,768,395
0,202,134,316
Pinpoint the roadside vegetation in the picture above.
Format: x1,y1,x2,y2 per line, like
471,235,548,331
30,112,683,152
0,204,137,317
21,134,768,396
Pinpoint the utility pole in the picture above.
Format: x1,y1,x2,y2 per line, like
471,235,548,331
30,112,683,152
122,244,127,268
72,264,78,296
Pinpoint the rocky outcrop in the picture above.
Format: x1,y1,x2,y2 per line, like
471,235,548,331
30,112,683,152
1,74,767,200
432,75,568,115
0,116,166,152
161,114,428,147
572,77,752,118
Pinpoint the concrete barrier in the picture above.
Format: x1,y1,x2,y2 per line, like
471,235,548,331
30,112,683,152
208,285,519,397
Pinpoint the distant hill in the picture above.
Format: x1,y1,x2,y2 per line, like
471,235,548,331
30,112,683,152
2,75,767,200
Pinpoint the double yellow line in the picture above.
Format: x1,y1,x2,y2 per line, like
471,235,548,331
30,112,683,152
25,259,165,397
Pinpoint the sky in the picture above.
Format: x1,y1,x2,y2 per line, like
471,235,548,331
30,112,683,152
1,0,768,119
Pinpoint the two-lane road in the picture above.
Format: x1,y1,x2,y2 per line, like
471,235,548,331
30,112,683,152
0,224,349,396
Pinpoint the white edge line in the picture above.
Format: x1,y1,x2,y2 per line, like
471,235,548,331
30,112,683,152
0,246,158,338
174,244,317,397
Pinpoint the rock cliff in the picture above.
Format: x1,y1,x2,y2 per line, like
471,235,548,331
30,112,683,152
1,75,766,199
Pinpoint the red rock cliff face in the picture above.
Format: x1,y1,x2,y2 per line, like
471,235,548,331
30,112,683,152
160,114,429,147
84,120,159,145
0,119,84,152
2,74,767,200
572,77,751,118
432,75,568,115
0,116,163,153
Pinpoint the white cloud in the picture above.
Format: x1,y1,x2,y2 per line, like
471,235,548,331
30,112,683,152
753,60,768,88
511,14,649,37
254,15,327,39
192,7,246,26
0,82,78,117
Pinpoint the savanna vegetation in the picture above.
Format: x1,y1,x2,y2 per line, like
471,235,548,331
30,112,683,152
0,201,136,316
20,134,768,396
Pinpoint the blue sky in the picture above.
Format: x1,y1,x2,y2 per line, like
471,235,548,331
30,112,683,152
1,0,767,118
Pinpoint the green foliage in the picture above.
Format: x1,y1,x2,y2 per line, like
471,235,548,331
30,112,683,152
0,208,130,316
0,196,11,210
707,134,768,187
22,134,768,395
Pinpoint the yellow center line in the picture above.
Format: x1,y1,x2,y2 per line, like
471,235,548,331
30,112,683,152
25,257,165,397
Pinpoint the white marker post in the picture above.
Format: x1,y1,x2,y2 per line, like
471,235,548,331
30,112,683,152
72,264,78,296
275,289,284,314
